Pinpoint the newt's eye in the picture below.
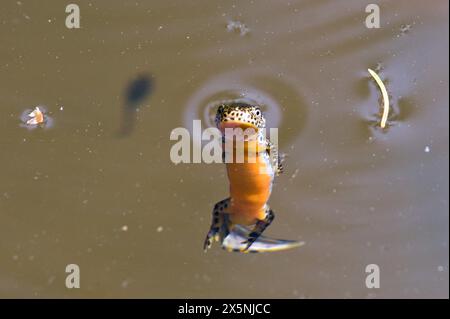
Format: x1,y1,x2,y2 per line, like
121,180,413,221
255,110,261,116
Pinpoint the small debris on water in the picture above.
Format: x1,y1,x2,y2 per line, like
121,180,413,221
374,62,383,73
226,20,250,36
156,226,163,233
121,279,130,288
398,24,412,36
424,146,430,153
26,106,44,125
20,105,54,130
121,225,129,232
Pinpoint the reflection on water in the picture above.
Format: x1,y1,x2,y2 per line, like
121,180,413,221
0,0,448,298
183,68,308,149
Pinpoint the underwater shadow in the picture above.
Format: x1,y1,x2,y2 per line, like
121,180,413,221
117,73,154,137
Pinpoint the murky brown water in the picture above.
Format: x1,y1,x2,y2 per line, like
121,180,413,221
0,0,448,298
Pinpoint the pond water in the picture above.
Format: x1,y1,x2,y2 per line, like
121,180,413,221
0,0,448,298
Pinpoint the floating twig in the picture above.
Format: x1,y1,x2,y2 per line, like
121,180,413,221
368,68,389,128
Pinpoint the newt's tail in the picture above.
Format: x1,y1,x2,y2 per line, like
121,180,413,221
221,224,304,253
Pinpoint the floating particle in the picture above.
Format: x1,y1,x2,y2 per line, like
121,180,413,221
156,226,163,233
399,24,412,36
226,20,250,36
374,62,383,73
437,266,444,272
121,279,130,288
121,225,128,232
47,276,56,285
290,168,299,180
424,146,430,153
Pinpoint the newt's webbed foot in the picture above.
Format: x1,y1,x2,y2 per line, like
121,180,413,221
203,198,230,252
242,209,275,251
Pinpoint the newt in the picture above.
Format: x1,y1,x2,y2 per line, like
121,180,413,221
204,103,304,253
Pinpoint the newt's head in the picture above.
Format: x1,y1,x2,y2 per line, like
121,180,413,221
215,103,266,132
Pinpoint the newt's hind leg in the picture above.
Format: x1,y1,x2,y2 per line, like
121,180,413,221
203,198,230,252
242,208,275,251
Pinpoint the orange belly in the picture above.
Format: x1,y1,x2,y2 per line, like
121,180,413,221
225,140,274,225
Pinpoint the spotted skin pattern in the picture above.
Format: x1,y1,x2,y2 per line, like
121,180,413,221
204,103,283,252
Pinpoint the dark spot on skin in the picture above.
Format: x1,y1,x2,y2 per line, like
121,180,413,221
217,103,265,129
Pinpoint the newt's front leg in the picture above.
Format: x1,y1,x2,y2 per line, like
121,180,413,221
203,198,230,252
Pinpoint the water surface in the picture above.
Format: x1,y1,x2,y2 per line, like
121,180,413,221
0,0,448,298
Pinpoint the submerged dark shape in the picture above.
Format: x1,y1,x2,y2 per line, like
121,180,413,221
118,74,154,137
